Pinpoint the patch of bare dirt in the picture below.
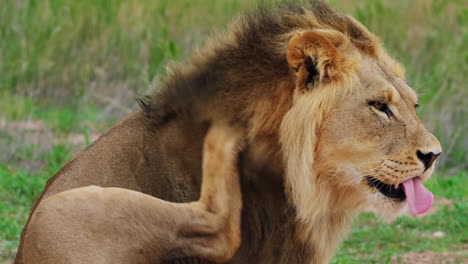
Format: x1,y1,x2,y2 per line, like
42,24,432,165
0,119,101,165
0,120,45,132
391,250,468,264
1,119,101,146
15,160,46,171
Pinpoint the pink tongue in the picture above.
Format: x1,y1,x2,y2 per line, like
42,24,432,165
402,177,434,215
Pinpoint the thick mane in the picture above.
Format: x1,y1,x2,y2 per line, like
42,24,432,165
139,0,379,126
137,5,387,261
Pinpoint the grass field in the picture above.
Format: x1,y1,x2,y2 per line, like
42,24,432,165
1,0,466,263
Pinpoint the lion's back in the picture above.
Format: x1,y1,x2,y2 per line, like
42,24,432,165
40,110,206,202
14,110,208,264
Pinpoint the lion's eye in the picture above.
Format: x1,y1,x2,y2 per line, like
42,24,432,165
368,100,393,117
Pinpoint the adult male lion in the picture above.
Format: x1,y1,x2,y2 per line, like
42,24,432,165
16,1,441,263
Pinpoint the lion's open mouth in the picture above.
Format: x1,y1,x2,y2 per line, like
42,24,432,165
365,176,406,201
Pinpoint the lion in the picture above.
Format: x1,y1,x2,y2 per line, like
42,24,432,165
15,1,442,264
20,122,244,264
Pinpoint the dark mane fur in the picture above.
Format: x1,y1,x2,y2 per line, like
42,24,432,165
138,0,377,126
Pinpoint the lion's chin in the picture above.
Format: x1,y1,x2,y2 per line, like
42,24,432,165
365,193,408,221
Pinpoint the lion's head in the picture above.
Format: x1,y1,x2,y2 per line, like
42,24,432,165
279,15,442,227
142,2,442,259
143,1,441,220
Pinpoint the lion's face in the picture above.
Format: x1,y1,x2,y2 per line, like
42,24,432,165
314,57,442,217
281,30,441,221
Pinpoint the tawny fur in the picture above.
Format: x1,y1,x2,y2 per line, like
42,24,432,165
16,1,441,263
21,123,244,264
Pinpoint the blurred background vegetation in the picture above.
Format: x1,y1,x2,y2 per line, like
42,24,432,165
0,0,466,263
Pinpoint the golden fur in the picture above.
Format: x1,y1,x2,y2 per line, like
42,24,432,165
20,123,244,264
16,1,441,263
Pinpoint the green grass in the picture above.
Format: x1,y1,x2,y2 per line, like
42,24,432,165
0,0,253,100
333,174,468,263
0,0,465,168
0,144,72,260
0,0,466,262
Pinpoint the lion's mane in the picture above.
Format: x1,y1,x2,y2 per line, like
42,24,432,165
138,1,406,262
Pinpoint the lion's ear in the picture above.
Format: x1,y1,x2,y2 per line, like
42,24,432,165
287,30,350,90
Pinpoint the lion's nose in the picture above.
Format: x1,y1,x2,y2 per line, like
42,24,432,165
416,150,440,171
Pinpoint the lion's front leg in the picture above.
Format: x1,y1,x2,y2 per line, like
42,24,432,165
173,122,244,263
